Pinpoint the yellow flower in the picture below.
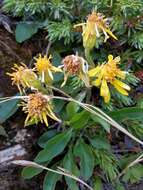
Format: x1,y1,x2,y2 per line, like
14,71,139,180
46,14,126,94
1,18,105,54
88,55,130,103
35,54,62,84
21,93,60,126
61,55,90,87
74,11,117,50
7,63,38,93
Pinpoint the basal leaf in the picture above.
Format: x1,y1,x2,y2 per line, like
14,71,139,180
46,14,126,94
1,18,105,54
91,114,110,133
66,102,79,119
90,136,111,150
69,111,90,129
63,150,79,190
73,139,94,180
0,125,8,137
22,166,43,179
35,129,72,163
43,170,61,190
0,97,19,123
109,107,143,122
15,22,39,43
38,129,58,148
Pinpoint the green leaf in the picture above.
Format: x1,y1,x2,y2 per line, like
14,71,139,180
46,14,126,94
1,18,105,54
94,176,103,190
66,102,79,119
109,107,143,122
43,170,61,190
63,150,79,190
90,136,111,150
122,164,143,184
53,99,65,114
38,129,58,148
35,129,72,163
15,22,39,43
115,183,125,190
52,51,62,67
73,139,94,180
69,111,90,129
91,115,110,133
0,98,19,123
0,125,8,137
52,52,63,82
22,166,43,179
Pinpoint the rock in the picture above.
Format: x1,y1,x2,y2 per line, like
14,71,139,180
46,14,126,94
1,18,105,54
0,144,26,168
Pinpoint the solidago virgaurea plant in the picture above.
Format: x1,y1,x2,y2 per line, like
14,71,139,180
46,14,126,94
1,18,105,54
1,1,143,189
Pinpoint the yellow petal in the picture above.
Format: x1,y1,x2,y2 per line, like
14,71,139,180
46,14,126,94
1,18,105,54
79,72,90,87
61,73,68,87
113,79,130,90
48,69,54,80
117,71,126,79
100,79,110,103
105,29,118,40
108,54,113,62
51,66,62,73
112,80,129,96
92,77,102,86
88,66,101,77
42,112,49,127
47,106,61,122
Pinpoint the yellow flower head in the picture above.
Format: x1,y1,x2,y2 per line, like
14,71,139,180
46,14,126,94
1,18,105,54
22,93,60,126
75,11,117,50
61,54,90,87
7,63,37,93
88,55,130,103
35,54,62,84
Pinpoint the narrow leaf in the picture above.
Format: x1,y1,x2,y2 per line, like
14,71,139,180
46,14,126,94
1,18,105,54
43,171,61,190
63,150,79,190
22,166,43,179
35,129,72,163
74,139,94,180
15,23,39,43
109,107,143,121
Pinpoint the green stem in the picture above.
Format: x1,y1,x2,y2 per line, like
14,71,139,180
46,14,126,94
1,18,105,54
85,48,94,67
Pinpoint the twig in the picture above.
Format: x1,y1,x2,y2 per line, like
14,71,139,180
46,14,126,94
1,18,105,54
12,160,93,190
49,95,143,146
118,153,143,179
0,93,143,146
46,41,52,57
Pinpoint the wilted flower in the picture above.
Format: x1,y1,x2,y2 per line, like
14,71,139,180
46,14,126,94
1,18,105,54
7,63,38,93
35,54,62,84
75,11,117,50
21,93,60,126
61,54,90,87
88,55,130,103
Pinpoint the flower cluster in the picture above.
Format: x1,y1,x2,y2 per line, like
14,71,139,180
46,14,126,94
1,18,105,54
75,11,117,50
22,93,60,126
7,63,38,93
88,55,130,103
61,54,90,87
35,54,62,84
